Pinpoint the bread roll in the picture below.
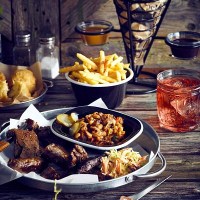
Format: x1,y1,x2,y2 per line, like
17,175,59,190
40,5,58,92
0,72,9,101
9,69,36,98
11,69,36,93
8,81,31,98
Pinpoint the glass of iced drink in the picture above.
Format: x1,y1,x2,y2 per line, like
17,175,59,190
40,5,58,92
157,69,200,132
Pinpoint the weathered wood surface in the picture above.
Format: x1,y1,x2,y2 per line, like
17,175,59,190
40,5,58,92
11,0,60,50
0,0,11,39
0,73,200,200
86,0,200,38
1,0,200,40
1,0,200,65
61,38,200,70
60,0,109,42
0,0,60,43
0,1,200,199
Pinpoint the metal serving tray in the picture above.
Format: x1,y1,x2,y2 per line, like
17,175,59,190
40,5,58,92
0,80,53,110
0,107,166,193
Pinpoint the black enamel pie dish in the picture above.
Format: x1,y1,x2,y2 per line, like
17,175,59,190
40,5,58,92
50,105,143,151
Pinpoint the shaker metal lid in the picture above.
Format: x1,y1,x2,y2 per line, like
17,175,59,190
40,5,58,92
15,30,31,42
39,33,55,44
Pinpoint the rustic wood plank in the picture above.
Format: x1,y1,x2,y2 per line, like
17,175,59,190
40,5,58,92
12,0,60,47
61,38,200,70
0,0,12,40
0,178,199,199
0,76,200,199
60,0,110,42
87,0,200,38
12,0,30,33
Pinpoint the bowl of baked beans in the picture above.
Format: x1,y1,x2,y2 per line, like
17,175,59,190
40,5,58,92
51,106,143,150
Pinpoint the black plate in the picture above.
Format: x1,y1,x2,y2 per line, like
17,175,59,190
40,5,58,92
51,106,143,150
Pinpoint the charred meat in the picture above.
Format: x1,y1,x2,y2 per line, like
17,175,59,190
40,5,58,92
69,144,88,168
7,129,40,158
18,118,39,131
40,163,68,180
42,143,69,168
8,157,45,173
36,126,68,147
77,156,102,174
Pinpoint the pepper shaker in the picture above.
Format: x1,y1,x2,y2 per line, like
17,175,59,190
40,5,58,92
13,30,32,66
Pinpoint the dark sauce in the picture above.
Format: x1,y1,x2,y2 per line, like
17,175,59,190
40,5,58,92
171,38,199,59
173,38,198,43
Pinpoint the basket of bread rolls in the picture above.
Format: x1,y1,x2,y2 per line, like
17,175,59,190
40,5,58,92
0,62,48,109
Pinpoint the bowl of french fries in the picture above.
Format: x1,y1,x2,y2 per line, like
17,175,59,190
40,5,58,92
60,51,134,109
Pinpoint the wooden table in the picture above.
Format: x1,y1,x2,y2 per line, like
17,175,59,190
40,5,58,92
0,38,200,199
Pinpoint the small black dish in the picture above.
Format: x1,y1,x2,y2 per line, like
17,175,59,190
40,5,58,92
165,31,200,59
50,106,143,151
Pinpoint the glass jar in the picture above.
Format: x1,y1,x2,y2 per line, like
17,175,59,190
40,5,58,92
36,35,59,79
75,20,113,46
13,30,32,66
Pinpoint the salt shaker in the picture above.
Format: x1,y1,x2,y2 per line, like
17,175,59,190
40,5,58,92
13,30,32,66
36,35,59,79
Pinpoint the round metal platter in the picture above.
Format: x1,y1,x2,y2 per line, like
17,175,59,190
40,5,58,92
0,107,166,193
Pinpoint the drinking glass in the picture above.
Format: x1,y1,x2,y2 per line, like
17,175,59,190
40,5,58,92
157,69,200,132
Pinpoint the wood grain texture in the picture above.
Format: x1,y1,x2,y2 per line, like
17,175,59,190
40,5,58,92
0,2,200,199
11,0,60,47
0,74,200,199
0,0,12,40
61,38,200,69
88,0,200,38
60,0,109,42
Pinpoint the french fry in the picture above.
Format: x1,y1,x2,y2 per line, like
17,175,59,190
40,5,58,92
62,50,131,85
104,54,115,69
77,53,97,70
99,50,105,74
110,56,123,68
70,71,98,85
115,71,122,82
107,70,122,82
99,74,117,83
79,71,109,84
123,63,130,69
60,65,84,73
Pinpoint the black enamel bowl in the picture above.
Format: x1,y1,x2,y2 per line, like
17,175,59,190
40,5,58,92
65,68,134,109
51,105,143,151
165,31,200,59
